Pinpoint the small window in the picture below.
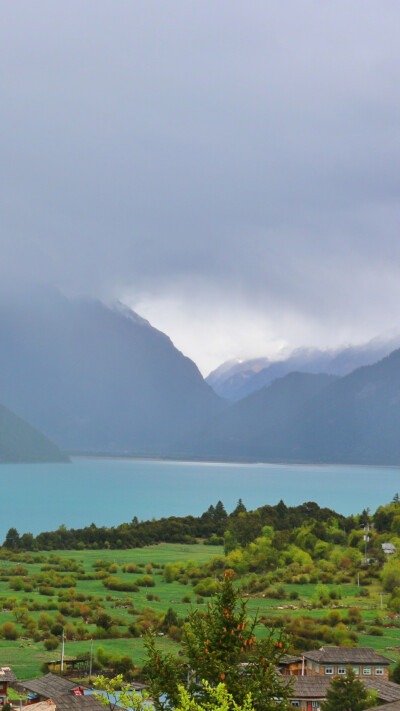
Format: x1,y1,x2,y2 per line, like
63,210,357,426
311,703,320,709
363,668,372,676
315,664,320,673
291,702,300,707
338,667,347,675
375,667,384,676
352,667,360,675
308,661,313,670
324,667,334,675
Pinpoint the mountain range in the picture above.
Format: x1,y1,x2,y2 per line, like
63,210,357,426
188,349,400,464
206,337,400,400
2,290,400,465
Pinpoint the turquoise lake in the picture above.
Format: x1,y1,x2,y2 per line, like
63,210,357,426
1,457,399,541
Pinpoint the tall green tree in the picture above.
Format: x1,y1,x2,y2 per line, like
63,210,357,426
4,527,20,549
321,668,374,711
145,569,292,711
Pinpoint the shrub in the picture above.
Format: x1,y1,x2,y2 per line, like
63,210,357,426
44,636,59,651
0,622,17,640
369,626,384,636
136,575,155,588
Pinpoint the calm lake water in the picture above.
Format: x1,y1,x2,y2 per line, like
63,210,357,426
0,457,399,541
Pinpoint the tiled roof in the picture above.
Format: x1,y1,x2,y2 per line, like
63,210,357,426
280,655,303,665
303,646,394,665
288,677,330,697
17,674,89,698
286,676,400,703
370,703,400,711
363,679,400,703
0,667,16,682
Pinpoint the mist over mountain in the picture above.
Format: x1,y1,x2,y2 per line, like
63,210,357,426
0,291,224,454
0,401,67,463
188,349,400,464
207,338,400,401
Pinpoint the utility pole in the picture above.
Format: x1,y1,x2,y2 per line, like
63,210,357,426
363,525,370,562
61,628,65,672
89,638,93,679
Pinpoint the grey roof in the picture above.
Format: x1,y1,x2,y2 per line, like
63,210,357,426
51,695,120,711
18,674,89,698
287,676,400,703
303,646,394,665
370,703,400,711
280,655,303,665
363,679,400,703
288,677,331,698
0,667,16,683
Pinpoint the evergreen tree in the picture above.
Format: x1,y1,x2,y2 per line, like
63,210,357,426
321,668,372,711
4,527,20,549
214,500,228,522
232,499,247,516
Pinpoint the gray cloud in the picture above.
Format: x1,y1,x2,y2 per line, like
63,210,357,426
1,1,400,370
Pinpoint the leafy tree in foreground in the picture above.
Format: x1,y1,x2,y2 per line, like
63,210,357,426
145,569,292,711
94,675,151,711
176,681,255,711
321,667,375,711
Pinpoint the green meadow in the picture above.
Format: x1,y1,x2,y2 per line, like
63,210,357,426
0,543,399,681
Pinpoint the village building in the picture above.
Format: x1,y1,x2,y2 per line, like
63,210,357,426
302,646,393,679
0,667,16,706
382,543,397,556
15,674,89,705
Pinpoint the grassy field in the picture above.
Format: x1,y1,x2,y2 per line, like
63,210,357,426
0,543,399,680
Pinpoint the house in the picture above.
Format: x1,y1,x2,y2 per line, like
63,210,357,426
303,646,393,679
382,543,397,556
287,676,400,710
0,667,16,706
15,674,89,705
287,676,330,709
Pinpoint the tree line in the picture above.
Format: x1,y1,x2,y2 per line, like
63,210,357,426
2,498,344,550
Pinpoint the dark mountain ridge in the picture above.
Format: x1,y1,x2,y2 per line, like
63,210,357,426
185,348,400,464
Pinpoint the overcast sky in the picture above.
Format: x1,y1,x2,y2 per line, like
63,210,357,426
2,2,400,374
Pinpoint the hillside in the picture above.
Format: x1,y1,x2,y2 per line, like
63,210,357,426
184,372,337,460
0,401,67,463
0,291,224,454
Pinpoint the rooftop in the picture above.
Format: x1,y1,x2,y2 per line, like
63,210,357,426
16,674,89,699
287,676,400,703
303,646,394,665
0,667,16,683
